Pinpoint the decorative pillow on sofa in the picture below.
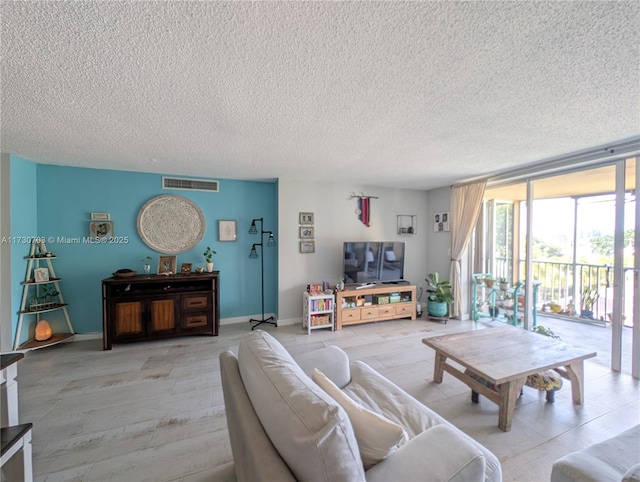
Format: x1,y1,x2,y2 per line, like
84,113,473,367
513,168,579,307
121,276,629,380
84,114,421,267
238,330,365,482
312,368,408,469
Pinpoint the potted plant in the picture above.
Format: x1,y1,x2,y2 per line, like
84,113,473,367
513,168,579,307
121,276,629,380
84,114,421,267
580,286,599,319
425,272,454,317
204,246,217,272
498,278,509,291
484,274,495,288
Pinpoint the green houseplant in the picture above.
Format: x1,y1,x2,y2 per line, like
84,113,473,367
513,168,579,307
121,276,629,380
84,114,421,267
580,286,599,319
425,272,454,317
204,246,217,272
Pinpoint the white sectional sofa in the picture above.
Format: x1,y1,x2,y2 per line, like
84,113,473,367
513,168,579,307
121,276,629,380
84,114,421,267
219,330,502,481
551,425,640,482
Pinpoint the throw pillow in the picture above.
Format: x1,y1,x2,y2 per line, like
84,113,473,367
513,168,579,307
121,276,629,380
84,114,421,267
312,368,408,469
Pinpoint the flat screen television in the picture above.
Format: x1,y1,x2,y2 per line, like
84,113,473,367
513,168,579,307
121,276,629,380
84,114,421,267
342,241,405,285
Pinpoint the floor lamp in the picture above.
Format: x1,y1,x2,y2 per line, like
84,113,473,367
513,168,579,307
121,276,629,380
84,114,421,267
249,217,277,330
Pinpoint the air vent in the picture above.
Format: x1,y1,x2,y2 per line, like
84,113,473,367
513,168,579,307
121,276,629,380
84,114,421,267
162,177,219,192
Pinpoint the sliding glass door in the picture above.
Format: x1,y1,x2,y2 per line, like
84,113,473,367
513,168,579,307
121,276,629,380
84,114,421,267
478,159,637,375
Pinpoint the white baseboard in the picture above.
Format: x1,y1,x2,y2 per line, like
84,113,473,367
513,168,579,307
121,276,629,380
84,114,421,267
68,315,300,340
71,332,102,341
220,315,298,327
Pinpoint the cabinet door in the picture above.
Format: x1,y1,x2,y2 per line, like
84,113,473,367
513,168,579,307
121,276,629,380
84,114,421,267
149,298,177,334
112,301,145,340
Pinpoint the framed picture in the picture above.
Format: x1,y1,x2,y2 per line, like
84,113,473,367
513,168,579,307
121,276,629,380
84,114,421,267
299,226,314,239
218,220,237,242
89,221,113,239
433,212,450,232
299,240,315,254
34,267,49,282
91,212,111,221
299,212,314,225
158,255,177,274
180,263,192,274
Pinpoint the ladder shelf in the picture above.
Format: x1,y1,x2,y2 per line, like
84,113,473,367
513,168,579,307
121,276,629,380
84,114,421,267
13,241,74,351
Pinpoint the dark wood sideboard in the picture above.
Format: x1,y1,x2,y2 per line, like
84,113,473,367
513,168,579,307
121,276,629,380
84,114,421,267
102,272,219,350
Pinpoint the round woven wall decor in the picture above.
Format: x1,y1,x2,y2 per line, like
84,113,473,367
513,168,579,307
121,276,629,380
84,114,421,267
137,194,206,254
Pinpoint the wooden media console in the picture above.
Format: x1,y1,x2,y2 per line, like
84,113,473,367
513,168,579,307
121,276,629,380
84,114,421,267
335,283,416,330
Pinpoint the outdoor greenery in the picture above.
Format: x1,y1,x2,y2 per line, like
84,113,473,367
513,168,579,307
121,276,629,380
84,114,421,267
590,230,635,259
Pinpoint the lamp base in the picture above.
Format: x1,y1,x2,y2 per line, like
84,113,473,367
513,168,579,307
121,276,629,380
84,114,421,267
250,316,277,330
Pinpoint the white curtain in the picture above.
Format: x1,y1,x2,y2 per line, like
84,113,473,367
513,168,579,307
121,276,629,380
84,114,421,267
450,181,487,317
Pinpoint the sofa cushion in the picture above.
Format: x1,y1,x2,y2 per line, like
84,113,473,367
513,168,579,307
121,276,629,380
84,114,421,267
623,463,640,482
345,360,503,482
365,425,486,482
312,368,408,469
551,425,640,482
238,330,365,482
296,345,351,388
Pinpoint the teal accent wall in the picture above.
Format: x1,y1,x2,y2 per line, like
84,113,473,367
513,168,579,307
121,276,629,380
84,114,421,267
10,162,278,344
9,156,38,345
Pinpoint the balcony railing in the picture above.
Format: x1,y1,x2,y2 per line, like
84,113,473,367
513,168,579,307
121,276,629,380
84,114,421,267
494,257,634,325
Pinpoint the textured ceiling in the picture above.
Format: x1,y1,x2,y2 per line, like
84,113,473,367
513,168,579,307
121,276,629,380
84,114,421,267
1,1,638,190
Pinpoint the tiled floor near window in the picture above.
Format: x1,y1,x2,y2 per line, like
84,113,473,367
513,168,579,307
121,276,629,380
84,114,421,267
14,318,640,481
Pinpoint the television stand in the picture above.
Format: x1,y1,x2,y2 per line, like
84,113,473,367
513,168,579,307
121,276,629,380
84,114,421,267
335,284,416,330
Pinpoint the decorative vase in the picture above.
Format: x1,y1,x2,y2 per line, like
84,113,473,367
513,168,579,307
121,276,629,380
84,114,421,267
206,262,214,272
143,263,151,275
427,300,448,317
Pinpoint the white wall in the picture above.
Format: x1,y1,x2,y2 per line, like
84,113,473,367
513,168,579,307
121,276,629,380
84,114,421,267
0,155,11,351
278,179,429,324
425,185,471,319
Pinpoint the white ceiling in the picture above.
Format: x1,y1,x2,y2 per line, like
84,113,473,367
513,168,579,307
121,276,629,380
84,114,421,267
1,1,638,191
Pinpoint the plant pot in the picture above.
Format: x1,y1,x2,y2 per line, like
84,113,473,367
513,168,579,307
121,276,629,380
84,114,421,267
206,262,214,272
499,283,509,291
484,279,495,288
489,306,500,318
581,309,594,319
427,300,448,317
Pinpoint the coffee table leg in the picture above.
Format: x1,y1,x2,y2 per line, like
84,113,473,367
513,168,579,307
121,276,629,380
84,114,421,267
433,352,446,383
498,377,526,432
564,362,585,404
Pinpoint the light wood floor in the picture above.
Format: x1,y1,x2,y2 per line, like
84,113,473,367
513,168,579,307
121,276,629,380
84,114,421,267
12,318,640,481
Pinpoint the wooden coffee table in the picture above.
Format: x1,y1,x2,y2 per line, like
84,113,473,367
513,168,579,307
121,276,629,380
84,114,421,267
422,326,597,432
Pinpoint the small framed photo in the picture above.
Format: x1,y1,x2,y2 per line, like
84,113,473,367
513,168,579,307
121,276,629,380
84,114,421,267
34,267,49,282
91,212,111,221
299,212,314,225
433,212,450,232
180,263,192,274
158,255,177,274
299,240,315,254
89,221,114,239
218,220,237,242
299,226,314,239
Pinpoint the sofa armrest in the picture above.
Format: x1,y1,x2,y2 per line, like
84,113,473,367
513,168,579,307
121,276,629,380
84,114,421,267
365,425,486,482
295,345,351,388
